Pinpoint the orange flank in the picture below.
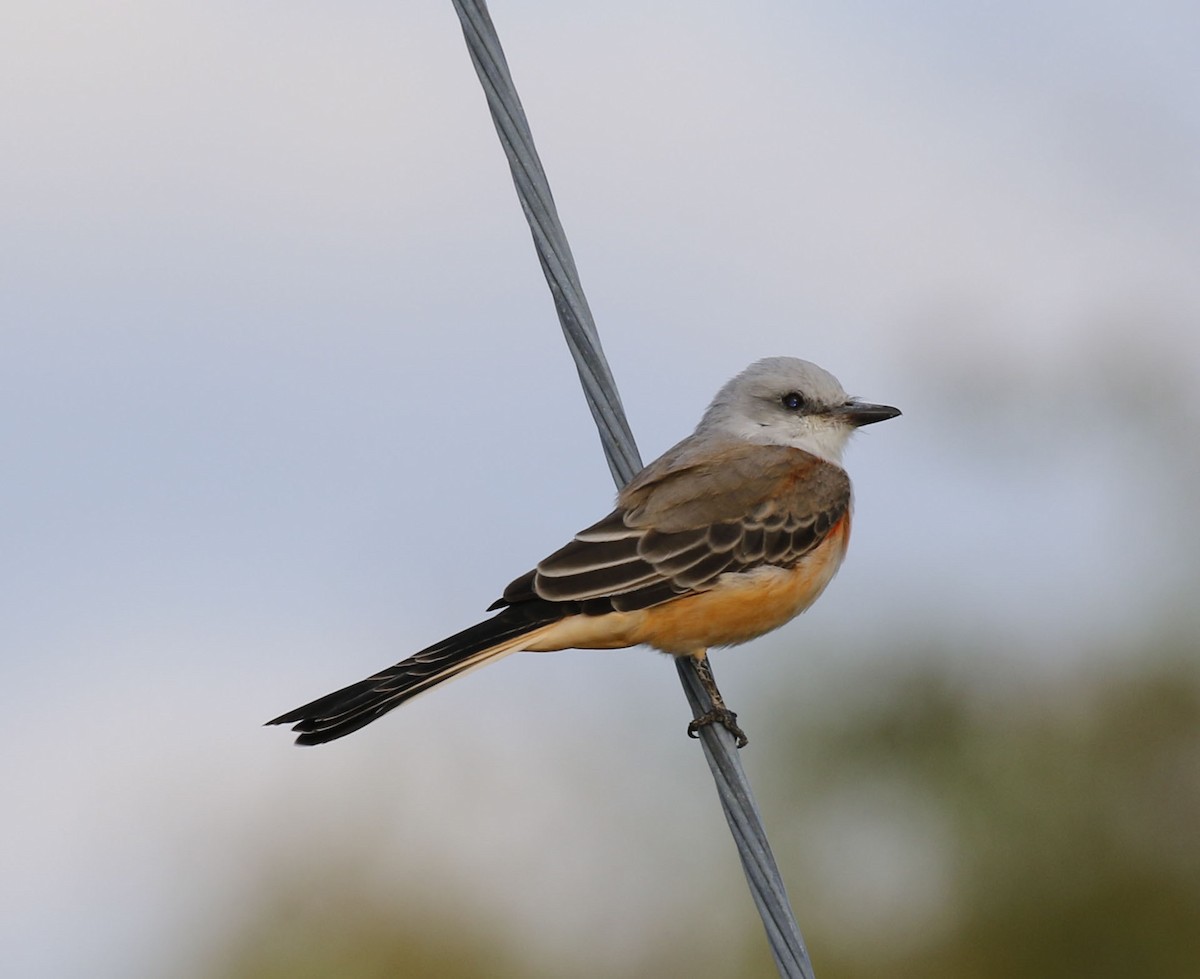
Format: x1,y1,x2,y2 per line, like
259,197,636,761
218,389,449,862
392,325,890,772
526,514,852,656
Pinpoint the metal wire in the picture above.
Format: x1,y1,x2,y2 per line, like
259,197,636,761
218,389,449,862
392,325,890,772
448,2,814,975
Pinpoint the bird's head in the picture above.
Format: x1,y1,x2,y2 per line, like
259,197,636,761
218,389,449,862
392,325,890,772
699,356,900,464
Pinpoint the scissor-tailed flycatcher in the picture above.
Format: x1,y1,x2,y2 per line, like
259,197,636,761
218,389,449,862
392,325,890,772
269,357,899,746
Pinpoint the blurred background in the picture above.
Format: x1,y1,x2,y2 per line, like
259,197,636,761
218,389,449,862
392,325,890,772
3,2,1198,976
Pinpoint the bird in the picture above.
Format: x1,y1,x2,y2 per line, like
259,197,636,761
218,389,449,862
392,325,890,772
268,357,899,746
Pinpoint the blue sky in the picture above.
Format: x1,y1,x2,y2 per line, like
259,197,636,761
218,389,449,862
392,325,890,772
3,3,1198,975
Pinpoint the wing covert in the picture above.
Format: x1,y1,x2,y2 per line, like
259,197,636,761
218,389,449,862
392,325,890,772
493,442,851,615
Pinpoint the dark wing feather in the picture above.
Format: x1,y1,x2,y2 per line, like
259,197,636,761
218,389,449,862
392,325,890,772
491,441,851,616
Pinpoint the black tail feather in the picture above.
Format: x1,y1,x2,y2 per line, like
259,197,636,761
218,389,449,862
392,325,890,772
267,607,559,745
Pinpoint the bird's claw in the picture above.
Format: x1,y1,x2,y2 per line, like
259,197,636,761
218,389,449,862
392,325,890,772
687,708,749,748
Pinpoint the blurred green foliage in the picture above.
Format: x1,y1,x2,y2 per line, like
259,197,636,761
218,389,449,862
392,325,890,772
207,643,1198,978
207,890,537,979
783,650,1200,978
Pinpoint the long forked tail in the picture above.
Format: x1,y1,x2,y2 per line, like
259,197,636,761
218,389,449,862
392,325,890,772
267,609,559,745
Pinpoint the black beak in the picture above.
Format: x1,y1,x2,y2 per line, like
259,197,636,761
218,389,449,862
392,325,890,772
832,401,902,427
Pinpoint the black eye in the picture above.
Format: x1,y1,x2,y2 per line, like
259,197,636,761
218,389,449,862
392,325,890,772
781,391,806,411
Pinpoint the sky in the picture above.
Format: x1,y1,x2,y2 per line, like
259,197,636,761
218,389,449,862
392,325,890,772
3,2,1199,976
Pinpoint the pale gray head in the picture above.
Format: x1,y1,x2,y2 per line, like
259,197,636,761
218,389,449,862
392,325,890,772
698,356,900,463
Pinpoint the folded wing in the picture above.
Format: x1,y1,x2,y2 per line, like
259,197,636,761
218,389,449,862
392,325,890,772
492,442,851,615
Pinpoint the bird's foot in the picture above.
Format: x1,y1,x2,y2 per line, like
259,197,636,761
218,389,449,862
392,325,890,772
687,707,749,748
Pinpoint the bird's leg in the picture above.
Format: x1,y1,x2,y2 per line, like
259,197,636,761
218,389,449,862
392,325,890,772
686,651,749,748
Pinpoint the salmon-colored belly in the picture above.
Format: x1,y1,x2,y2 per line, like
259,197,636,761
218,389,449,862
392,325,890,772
526,515,851,655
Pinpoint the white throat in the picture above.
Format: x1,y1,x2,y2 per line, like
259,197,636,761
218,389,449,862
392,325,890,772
717,413,853,465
